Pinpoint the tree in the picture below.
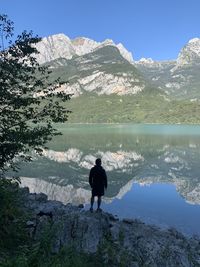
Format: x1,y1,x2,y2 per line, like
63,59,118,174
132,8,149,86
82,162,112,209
0,15,71,176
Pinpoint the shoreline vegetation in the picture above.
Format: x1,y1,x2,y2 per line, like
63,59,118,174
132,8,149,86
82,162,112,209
64,93,200,124
64,122,200,125
1,182,200,267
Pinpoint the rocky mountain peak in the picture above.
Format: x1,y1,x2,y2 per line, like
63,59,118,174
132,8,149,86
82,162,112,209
136,57,154,64
71,37,99,56
188,37,200,44
35,33,75,64
134,57,168,69
101,39,115,46
184,37,200,56
94,39,134,63
34,33,134,64
116,43,134,63
174,37,200,69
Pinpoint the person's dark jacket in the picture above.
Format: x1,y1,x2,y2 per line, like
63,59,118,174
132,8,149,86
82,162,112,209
89,165,107,196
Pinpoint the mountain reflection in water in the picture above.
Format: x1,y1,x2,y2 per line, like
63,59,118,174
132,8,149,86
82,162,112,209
17,124,200,235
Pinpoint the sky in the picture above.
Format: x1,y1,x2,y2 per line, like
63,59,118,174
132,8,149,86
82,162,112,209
1,0,200,60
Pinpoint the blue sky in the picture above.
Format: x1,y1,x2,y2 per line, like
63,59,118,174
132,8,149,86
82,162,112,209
1,0,200,60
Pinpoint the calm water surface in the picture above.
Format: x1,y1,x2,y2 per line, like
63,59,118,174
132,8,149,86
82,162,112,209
18,124,200,236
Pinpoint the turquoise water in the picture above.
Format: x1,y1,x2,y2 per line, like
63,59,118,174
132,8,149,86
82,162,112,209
18,124,200,236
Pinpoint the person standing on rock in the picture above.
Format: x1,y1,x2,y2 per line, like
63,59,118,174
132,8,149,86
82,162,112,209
89,158,107,212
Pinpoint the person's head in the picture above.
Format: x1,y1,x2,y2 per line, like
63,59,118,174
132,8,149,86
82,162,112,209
95,158,102,166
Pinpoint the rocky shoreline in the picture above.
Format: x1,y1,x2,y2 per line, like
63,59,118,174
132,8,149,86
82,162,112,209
21,187,200,267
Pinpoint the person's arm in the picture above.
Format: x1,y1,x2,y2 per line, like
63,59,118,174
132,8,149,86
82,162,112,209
89,168,93,188
104,170,107,189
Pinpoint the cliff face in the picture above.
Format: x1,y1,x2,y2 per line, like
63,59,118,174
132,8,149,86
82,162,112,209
35,34,134,64
176,38,200,68
46,45,145,96
22,187,200,267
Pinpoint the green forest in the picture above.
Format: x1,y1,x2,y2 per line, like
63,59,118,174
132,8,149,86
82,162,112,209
66,91,200,124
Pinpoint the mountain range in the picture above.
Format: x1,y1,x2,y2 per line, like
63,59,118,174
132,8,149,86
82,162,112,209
34,34,200,123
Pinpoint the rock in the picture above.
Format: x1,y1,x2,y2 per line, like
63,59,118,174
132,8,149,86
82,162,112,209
78,204,84,209
175,38,200,68
35,193,48,202
28,193,36,201
37,211,53,219
20,186,29,195
108,213,119,222
122,218,134,224
20,187,200,267
26,220,35,228
168,227,185,239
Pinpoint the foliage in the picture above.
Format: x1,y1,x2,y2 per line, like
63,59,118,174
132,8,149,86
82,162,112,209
0,179,29,254
65,91,200,124
0,179,105,267
1,246,106,267
0,14,71,176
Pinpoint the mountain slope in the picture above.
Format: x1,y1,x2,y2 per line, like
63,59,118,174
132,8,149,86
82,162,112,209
47,45,146,96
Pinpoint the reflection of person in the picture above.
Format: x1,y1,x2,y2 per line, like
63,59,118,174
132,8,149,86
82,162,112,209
89,158,107,212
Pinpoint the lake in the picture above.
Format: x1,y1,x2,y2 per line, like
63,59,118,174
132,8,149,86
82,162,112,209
18,124,200,236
